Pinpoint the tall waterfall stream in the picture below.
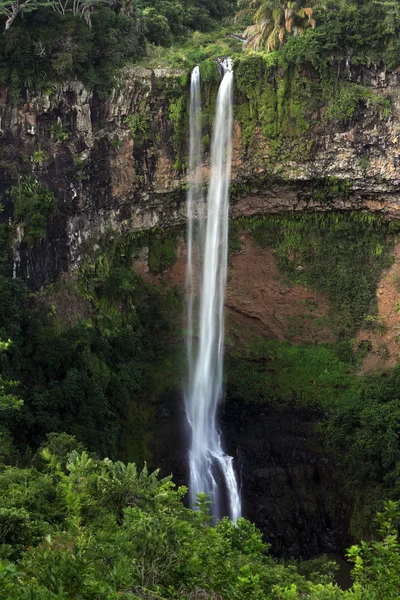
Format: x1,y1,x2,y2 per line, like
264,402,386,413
184,59,241,522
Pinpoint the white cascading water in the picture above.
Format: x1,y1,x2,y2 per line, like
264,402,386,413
186,66,204,386
185,59,242,523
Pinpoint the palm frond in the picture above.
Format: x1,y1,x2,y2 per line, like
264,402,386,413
254,3,271,23
267,25,280,51
243,18,272,50
241,0,326,53
272,6,283,25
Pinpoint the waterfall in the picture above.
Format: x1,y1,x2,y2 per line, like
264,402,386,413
186,66,204,389
185,59,241,523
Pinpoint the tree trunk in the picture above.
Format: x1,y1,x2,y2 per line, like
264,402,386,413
4,8,19,31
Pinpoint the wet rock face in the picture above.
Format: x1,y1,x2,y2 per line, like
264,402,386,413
147,391,349,558
2,63,400,289
0,69,187,287
222,401,348,558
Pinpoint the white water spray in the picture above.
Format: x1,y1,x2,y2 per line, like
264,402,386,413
185,59,241,523
186,66,204,384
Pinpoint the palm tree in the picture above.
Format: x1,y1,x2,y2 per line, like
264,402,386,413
235,0,262,25
239,0,324,52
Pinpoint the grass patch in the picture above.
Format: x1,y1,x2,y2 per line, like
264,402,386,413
226,338,354,408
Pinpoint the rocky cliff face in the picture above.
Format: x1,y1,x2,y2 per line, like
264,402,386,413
0,67,186,287
222,401,349,558
2,61,400,289
148,387,349,558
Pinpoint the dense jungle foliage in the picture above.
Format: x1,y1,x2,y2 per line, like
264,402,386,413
0,432,400,598
1,0,400,93
0,260,180,461
0,0,235,92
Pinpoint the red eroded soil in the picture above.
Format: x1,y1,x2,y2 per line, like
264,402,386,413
145,233,334,345
225,233,334,344
356,242,400,372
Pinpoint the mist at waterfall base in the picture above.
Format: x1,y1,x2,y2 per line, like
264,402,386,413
184,60,242,523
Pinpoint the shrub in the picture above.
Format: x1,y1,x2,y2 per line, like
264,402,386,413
11,178,57,246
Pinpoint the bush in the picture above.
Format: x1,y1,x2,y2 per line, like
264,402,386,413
143,8,173,46
325,83,391,125
11,178,57,246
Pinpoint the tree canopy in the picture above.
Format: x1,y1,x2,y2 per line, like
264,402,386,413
0,434,400,598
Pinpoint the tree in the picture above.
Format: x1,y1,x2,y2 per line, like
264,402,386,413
236,0,262,25
51,0,113,29
0,0,46,31
0,0,112,32
11,178,57,246
0,339,22,413
0,338,22,465
374,0,400,35
241,0,325,52
347,501,400,598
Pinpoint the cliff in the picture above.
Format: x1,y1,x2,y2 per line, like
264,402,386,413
2,60,400,290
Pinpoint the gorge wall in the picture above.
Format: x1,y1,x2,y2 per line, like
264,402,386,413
1,60,400,289
2,59,400,558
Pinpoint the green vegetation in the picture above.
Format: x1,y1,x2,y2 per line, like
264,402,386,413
232,53,391,158
49,121,69,143
31,150,48,167
227,339,353,407
168,94,188,170
0,223,180,460
232,212,395,336
0,339,23,414
226,212,400,539
239,0,322,53
0,0,396,172
1,0,398,103
234,52,281,147
0,0,234,93
324,365,400,539
1,194,400,591
1,0,400,593
240,0,400,69
325,83,392,125
227,332,400,537
312,177,352,202
229,0,397,155
125,113,151,142
0,432,400,598
148,234,178,274
10,177,57,246
141,27,242,70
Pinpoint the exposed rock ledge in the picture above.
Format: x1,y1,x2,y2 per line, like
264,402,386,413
1,63,400,288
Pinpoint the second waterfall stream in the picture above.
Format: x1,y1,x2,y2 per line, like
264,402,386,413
185,59,242,523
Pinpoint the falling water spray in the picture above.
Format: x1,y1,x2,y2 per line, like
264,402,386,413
185,60,241,523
